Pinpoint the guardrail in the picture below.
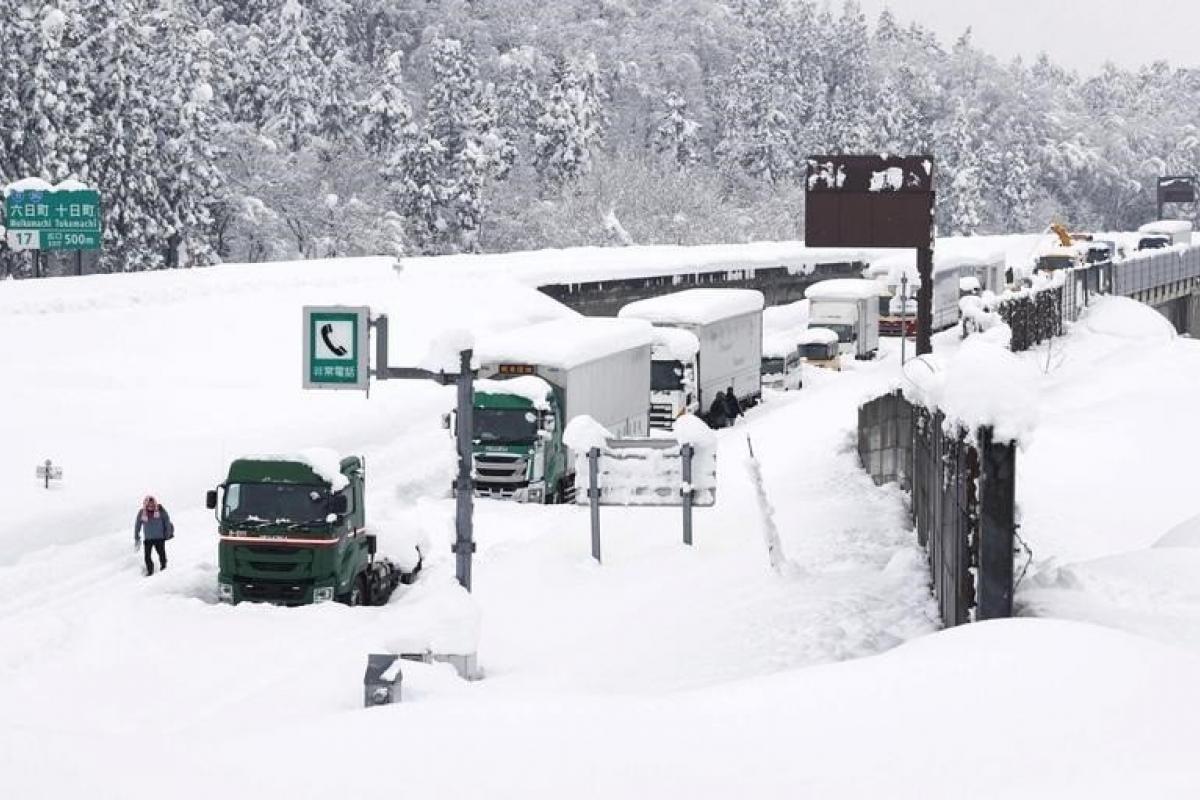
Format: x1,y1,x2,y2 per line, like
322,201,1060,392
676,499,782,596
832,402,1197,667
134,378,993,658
984,244,1200,352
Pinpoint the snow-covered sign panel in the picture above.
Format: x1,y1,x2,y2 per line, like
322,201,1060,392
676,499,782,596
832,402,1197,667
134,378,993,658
4,178,102,251
568,415,717,507
1157,175,1196,204
805,155,934,249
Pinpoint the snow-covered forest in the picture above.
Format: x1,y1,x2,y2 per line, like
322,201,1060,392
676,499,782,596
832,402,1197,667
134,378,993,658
2,0,1198,275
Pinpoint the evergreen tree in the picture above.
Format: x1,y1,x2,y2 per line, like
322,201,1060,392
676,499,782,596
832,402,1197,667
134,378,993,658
937,97,985,235
652,91,701,168
383,38,509,253
263,0,326,152
151,6,224,266
534,54,606,193
360,50,414,156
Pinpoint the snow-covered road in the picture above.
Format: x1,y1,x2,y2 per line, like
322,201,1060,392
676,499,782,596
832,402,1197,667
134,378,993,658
5,261,1200,797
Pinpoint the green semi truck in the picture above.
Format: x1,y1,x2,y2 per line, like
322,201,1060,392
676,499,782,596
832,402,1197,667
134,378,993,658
467,318,654,503
206,452,420,606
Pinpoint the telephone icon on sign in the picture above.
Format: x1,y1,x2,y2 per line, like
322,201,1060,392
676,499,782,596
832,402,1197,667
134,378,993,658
320,323,348,357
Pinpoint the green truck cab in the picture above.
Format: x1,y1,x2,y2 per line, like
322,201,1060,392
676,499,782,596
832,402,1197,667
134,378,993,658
472,377,567,504
206,453,417,606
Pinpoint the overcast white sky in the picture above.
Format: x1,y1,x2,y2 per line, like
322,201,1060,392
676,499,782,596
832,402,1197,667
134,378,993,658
856,0,1200,74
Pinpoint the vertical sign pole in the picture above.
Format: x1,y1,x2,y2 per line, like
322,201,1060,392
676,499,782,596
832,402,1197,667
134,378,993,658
681,444,694,546
454,349,475,591
76,250,83,276
900,274,908,365
916,245,934,356
33,250,41,279
588,448,601,563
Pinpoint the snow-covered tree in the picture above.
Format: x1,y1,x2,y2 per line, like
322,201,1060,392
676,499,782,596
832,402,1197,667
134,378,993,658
533,54,606,194
263,0,326,152
360,50,413,156
652,91,702,168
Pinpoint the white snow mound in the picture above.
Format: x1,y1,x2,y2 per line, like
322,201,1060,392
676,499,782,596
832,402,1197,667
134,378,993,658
1082,296,1175,341
1154,513,1200,549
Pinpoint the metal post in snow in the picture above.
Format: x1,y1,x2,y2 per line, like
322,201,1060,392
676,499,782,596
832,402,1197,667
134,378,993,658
916,246,934,356
588,447,601,563
681,443,694,546
454,349,475,591
370,314,476,591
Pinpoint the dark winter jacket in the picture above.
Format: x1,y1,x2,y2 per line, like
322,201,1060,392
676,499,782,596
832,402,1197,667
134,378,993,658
722,389,741,422
709,392,729,429
135,507,173,543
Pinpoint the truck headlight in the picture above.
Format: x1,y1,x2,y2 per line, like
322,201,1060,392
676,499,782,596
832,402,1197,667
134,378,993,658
218,582,234,602
527,486,544,503
313,586,334,603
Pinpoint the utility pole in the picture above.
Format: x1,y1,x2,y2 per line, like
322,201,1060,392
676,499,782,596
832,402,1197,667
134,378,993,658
900,273,909,364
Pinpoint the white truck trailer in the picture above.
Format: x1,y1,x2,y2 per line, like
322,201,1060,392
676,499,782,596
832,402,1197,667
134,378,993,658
619,288,764,430
866,251,1001,335
805,279,880,360
470,317,653,503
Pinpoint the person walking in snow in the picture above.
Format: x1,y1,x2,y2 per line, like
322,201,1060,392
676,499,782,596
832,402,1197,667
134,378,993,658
134,495,174,576
722,385,742,425
708,391,729,429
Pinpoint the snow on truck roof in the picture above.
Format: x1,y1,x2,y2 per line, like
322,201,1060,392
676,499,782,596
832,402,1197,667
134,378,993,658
618,288,765,325
475,375,554,409
476,317,653,370
1139,220,1192,234
798,327,840,345
763,329,804,357
805,279,883,301
651,325,701,360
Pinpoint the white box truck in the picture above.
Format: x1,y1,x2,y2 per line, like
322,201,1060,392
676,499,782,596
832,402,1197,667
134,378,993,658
1138,220,1192,246
805,279,880,359
619,288,764,429
469,317,653,503
866,251,999,335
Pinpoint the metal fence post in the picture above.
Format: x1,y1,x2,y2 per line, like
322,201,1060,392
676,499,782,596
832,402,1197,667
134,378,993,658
978,427,1015,620
587,448,602,563
681,444,694,546
453,350,475,591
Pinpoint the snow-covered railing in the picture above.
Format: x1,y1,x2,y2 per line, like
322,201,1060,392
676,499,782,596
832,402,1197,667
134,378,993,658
1111,246,1200,297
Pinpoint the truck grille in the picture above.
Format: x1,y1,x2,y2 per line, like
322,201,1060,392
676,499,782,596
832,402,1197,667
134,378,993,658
650,403,675,430
473,453,528,486
238,580,309,604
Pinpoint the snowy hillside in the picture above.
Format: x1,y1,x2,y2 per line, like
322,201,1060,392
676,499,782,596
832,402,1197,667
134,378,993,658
3,262,1200,797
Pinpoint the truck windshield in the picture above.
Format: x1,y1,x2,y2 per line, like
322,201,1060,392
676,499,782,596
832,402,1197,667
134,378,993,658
1038,256,1077,270
224,483,329,525
474,407,538,444
761,357,785,375
652,360,685,391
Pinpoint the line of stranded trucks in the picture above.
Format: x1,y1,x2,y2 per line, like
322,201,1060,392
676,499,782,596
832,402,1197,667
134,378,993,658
207,221,1186,608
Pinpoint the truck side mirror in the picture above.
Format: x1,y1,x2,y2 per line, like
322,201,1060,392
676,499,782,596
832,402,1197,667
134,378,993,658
329,494,349,515
205,490,218,510
542,413,556,432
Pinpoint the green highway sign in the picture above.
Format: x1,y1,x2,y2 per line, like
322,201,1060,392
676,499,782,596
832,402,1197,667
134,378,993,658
302,306,370,391
7,229,102,251
5,187,102,251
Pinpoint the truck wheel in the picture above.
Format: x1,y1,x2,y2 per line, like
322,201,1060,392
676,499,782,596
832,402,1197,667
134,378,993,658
343,576,367,607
